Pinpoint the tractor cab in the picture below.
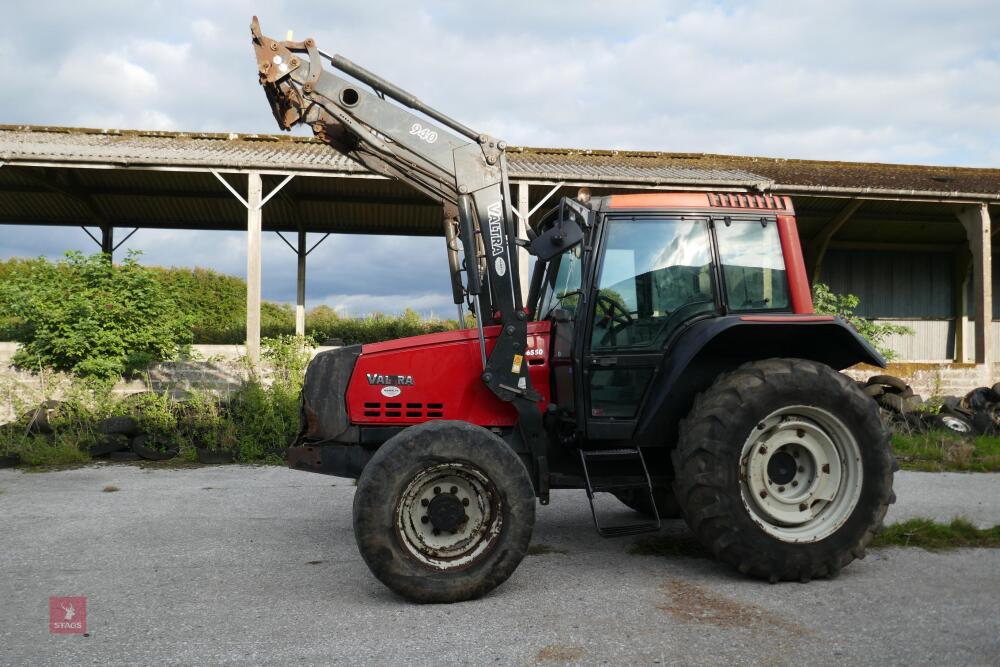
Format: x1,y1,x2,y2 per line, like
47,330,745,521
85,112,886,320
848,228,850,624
532,191,809,437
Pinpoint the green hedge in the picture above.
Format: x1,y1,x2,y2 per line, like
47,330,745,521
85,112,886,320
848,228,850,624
0,252,192,379
0,255,460,348
149,264,462,344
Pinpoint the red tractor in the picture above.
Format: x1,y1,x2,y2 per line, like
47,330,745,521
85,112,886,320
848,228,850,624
252,19,895,603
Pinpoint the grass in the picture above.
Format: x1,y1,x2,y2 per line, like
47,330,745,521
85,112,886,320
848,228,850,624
892,431,1000,472
13,437,90,467
873,518,1000,550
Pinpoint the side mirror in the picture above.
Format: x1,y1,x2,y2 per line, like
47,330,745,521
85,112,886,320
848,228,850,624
528,215,584,261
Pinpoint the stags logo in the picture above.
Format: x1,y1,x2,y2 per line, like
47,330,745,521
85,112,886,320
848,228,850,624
487,201,504,257
49,596,86,634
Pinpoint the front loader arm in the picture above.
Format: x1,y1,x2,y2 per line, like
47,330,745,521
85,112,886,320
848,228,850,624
251,18,550,499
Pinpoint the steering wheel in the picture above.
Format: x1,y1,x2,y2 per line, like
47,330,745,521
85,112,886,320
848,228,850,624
596,293,634,346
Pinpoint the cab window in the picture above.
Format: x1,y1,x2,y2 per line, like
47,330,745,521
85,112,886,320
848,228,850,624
538,243,584,319
715,219,789,311
591,218,715,350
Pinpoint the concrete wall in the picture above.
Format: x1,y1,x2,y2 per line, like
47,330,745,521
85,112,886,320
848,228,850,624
0,343,335,425
842,363,995,400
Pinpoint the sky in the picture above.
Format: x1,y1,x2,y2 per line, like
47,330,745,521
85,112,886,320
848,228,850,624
1,1,998,316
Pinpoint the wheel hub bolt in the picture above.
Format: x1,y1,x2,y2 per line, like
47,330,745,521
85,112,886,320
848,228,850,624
421,498,429,507
450,486,458,494
797,466,805,473
778,486,785,492
421,515,429,524
796,429,805,438
433,486,441,495
432,528,440,536
462,498,470,506
758,446,767,455
791,481,798,487
799,502,808,511
759,490,768,499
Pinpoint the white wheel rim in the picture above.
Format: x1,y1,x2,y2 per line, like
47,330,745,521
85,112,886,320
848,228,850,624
394,462,502,570
940,415,970,433
739,405,863,543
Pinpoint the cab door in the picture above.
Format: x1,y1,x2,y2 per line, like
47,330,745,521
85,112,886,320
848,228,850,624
582,216,718,439
536,242,586,415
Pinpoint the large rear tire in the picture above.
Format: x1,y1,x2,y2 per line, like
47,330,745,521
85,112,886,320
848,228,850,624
353,420,535,603
672,359,895,582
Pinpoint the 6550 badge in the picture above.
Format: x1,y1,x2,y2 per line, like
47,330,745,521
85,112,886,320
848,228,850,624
367,373,414,398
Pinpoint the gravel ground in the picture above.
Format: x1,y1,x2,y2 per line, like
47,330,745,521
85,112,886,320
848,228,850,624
0,466,997,666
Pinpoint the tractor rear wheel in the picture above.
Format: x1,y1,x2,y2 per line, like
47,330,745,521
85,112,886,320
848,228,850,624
353,420,535,603
672,358,895,582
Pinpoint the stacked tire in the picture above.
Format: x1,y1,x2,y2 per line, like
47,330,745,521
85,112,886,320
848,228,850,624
859,374,1000,436
863,375,925,434
92,416,179,461
951,384,1000,436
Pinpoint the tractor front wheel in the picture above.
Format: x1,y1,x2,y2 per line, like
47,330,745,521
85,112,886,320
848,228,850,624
353,420,535,603
672,358,895,582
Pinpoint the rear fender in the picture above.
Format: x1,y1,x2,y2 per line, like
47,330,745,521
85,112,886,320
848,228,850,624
633,315,884,447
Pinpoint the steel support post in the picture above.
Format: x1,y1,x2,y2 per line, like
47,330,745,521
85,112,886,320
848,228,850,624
954,251,971,362
100,225,114,256
296,226,307,337
246,172,263,366
958,204,992,367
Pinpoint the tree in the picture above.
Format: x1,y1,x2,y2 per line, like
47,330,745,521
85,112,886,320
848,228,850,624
811,283,913,361
0,251,193,379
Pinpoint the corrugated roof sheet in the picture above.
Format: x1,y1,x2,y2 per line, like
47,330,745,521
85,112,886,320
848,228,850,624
505,148,765,186
4,124,996,197
0,125,365,173
0,125,764,186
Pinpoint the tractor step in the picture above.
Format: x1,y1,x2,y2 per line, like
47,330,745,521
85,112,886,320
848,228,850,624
578,447,661,538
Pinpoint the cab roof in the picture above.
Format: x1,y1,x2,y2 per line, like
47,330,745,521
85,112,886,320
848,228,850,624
603,192,794,214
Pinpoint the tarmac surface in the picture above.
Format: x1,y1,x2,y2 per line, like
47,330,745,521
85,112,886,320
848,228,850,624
1,466,998,666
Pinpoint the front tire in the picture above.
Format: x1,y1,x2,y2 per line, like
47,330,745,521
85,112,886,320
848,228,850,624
672,359,895,582
353,420,535,603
